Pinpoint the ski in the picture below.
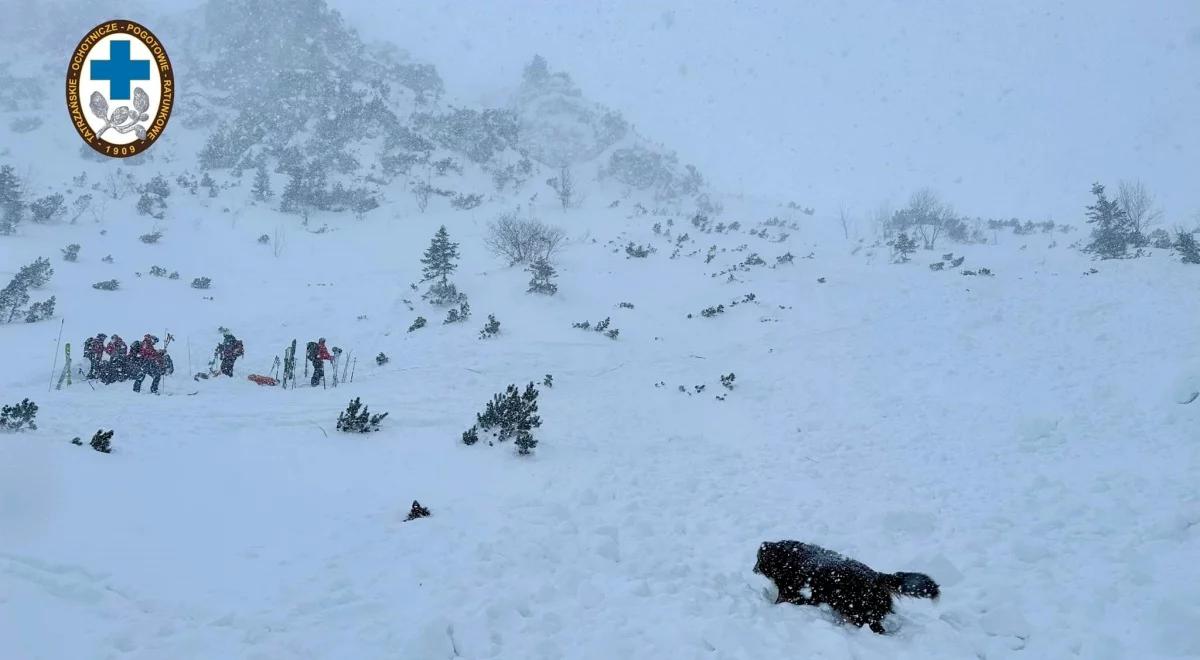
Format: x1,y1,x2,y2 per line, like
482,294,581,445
56,342,72,390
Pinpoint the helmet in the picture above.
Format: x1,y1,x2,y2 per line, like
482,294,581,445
318,337,326,343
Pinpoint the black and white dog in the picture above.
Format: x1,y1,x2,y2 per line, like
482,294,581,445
753,540,939,633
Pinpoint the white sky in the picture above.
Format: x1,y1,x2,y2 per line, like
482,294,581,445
338,0,1200,224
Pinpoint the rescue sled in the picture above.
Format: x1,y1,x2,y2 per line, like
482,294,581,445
248,374,279,386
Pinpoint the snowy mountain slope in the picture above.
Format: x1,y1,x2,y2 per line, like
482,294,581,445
2,184,1199,658
2,1,1199,658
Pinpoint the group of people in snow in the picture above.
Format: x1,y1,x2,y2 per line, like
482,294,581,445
82,333,174,394
81,332,339,392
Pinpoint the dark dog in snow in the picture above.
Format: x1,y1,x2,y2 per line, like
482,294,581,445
753,540,939,633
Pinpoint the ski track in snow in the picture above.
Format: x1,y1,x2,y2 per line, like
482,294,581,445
2,196,1199,659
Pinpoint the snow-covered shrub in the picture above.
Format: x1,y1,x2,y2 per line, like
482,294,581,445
93,279,120,291
743,253,766,266
472,382,542,454
604,145,703,201
484,212,566,265
479,314,500,339
149,265,168,277
191,277,212,289
90,429,113,453
0,398,38,432
618,302,635,309
526,259,558,295
1,260,54,324
721,373,736,390
625,242,653,258
376,352,389,366
257,234,270,244
1176,231,1200,264
17,257,52,288
444,301,471,324
543,374,554,388
62,244,80,262
102,255,114,263
461,425,479,445
1148,229,1172,249
408,316,427,332
700,305,725,318
30,194,66,224
139,231,163,244
24,296,54,322
336,398,388,433
450,193,483,210
777,252,794,265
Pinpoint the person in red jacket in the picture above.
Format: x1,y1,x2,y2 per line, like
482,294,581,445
308,337,333,387
132,334,167,394
103,334,128,382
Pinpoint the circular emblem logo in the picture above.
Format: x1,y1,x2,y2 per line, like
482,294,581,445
66,20,174,158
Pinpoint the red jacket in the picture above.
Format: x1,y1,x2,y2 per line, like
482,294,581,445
140,338,164,365
105,336,126,357
315,343,332,361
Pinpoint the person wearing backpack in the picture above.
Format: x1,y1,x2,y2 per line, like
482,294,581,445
132,334,167,394
104,334,128,381
216,333,245,377
307,338,333,387
83,333,107,379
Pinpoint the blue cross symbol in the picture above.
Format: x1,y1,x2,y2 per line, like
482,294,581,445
90,40,150,101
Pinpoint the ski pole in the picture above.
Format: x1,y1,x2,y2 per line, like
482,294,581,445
187,337,192,381
350,357,356,383
47,318,64,392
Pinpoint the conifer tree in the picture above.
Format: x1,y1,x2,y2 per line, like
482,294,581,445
421,226,460,285
252,165,273,202
526,258,558,295
0,165,24,234
892,233,916,262
1176,231,1200,265
1085,183,1134,259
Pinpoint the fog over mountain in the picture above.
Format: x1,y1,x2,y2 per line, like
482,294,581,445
338,0,1199,222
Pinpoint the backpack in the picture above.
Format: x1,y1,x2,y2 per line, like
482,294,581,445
129,340,141,359
306,341,318,360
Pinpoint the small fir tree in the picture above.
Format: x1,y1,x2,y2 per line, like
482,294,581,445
0,164,24,234
479,314,500,339
1085,183,1134,259
421,226,460,285
252,165,273,202
893,233,917,262
526,258,558,295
